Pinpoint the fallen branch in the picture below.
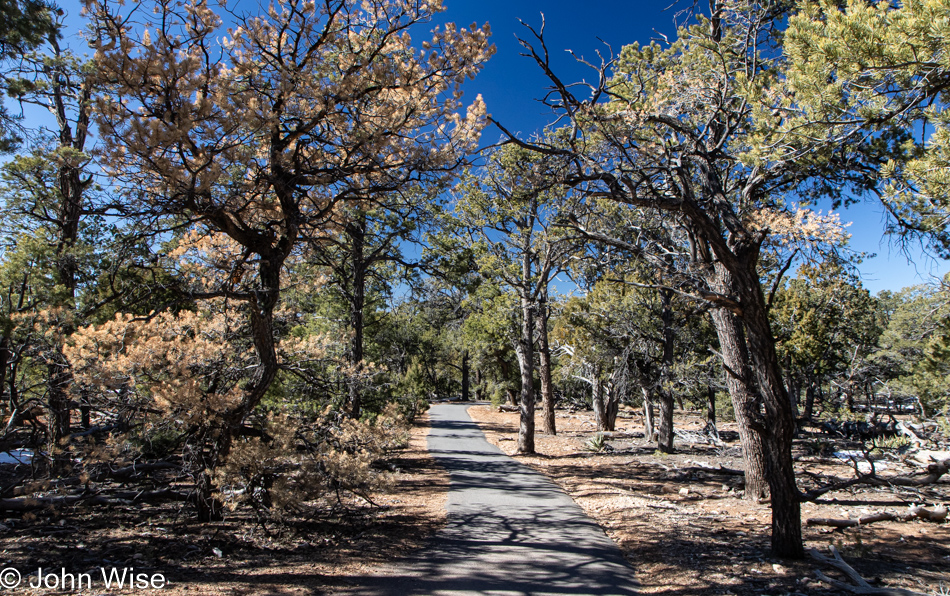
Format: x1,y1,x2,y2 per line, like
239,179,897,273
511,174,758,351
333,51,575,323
800,460,949,502
11,461,182,496
497,405,519,413
0,488,188,511
809,545,929,596
683,460,745,476
806,505,947,528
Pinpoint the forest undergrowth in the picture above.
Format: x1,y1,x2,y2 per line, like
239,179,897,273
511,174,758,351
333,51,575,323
0,414,447,595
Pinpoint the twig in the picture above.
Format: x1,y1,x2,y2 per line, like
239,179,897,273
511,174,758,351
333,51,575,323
809,545,929,596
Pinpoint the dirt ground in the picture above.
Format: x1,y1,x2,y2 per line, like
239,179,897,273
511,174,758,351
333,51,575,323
467,404,950,596
0,413,447,595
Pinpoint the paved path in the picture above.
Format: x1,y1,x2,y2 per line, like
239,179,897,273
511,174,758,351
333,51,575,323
354,403,638,595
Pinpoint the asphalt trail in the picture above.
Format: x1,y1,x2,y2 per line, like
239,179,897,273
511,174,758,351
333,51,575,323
353,402,638,595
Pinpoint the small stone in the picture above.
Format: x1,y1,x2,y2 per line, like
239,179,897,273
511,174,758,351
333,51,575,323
679,488,690,496
212,547,223,558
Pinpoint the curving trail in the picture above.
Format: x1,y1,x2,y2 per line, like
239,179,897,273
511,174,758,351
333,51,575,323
353,402,638,596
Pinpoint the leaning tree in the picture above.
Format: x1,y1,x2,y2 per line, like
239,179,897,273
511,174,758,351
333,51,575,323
498,1,871,557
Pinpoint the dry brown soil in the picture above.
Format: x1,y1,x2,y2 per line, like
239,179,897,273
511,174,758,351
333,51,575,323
467,404,950,596
0,413,447,595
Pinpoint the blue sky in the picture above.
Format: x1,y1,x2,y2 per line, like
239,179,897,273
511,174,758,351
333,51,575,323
45,0,949,293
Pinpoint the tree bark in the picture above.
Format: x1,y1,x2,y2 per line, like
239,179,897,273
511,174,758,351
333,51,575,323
515,295,536,454
604,382,619,432
708,278,769,500
803,384,816,420
657,289,676,452
707,258,802,558
706,385,717,427
461,350,470,402
657,390,675,453
536,293,556,435
591,371,606,431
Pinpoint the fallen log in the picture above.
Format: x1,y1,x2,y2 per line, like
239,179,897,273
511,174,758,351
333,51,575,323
683,460,745,476
806,505,948,528
496,405,519,413
810,545,929,596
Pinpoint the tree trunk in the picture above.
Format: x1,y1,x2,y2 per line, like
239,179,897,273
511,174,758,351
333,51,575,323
43,49,93,467
194,470,223,522
592,370,608,432
709,289,769,500
741,287,802,558
346,216,366,419
803,384,816,420
460,350,470,401
708,259,802,558
515,295,536,454
787,370,801,418
0,334,9,410
657,289,676,452
47,361,71,449
657,390,675,453
706,385,717,427
604,382,619,432
536,293,556,435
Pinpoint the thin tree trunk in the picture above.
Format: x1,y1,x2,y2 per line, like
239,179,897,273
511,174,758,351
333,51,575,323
461,351,470,402
803,384,815,420
536,293,556,435
346,216,366,419
0,334,9,408
43,45,93,466
474,368,483,402
592,368,607,432
657,289,676,452
515,295,536,454
706,385,717,427
604,383,619,432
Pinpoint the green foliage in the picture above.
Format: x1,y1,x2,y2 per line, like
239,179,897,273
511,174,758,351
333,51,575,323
130,426,183,460
869,433,911,454
461,284,519,403
715,391,735,423
871,276,950,415
785,0,950,254
583,433,609,453
0,0,57,152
